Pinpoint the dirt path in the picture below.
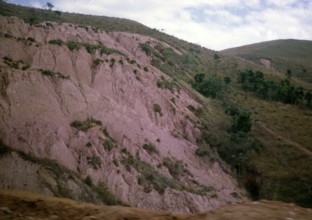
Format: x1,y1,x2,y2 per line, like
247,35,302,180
1,189,312,220
257,122,312,158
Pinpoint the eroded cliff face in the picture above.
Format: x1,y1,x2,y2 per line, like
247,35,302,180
0,16,246,213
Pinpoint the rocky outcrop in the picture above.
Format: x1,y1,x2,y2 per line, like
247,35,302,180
0,16,246,213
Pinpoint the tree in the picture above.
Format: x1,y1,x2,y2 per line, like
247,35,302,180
305,91,312,107
46,2,54,10
225,105,251,134
286,69,292,79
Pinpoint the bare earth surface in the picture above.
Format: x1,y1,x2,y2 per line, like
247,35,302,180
0,190,311,220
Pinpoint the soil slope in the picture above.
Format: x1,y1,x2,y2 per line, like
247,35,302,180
0,16,246,213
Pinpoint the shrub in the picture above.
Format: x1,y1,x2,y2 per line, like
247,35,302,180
87,155,102,169
70,117,102,132
85,142,92,148
38,69,69,79
103,139,116,151
225,104,251,134
162,157,188,179
66,41,80,51
96,182,119,205
84,175,93,186
122,155,177,194
193,74,227,99
49,39,64,46
110,58,115,67
153,103,162,116
139,43,153,56
156,77,174,92
0,140,12,156
142,142,159,154
143,67,148,72
93,58,103,67
187,105,196,112
195,146,210,157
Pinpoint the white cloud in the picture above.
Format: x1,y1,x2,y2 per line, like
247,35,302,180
48,0,312,50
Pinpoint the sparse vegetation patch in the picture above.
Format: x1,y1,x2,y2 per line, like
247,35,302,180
70,117,102,132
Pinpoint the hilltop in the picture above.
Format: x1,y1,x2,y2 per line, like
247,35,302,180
221,39,312,83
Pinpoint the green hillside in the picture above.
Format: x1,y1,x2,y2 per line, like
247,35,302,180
1,1,312,208
222,39,312,83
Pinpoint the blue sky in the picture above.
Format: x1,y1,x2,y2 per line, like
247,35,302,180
9,0,312,50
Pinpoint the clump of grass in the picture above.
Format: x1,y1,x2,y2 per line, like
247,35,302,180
70,117,102,132
95,182,121,205
153,103,162,116
142,142,159,155
156,76,175,92
162,157,190,179
103,139,116,152
66,41,81,51
93,58,103,67
139,43,153,56
110,58,115,67
129,59,136,64
39,69,69,79
48,39,64,46
2,56,27,69
0,140,12,156
85,142,92,148
87,155,102,169
84,175,93,186
122,155,177,194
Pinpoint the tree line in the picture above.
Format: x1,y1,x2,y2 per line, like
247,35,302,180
238,70,312,108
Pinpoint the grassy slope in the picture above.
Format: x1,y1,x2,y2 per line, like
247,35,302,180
221,39,312,83
1,2,312,208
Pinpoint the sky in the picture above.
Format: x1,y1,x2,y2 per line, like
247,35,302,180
9,0,312,50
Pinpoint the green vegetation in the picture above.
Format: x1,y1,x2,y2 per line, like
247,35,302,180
103,139,116,152
153,103,162,116
39,69,69,79
110,58,115,67
192,74,227,99
87,155,102,169
95,182,122,205
156,76,179,93
122,153,212,195
48,39,64,46
85,142,92,148
0,140,12,156
162,157,190,179
93,58,103,67
238,70,311,108
142,142,158,155
84,175,93,186
70,117,102,132
225,103,252,134
222,39,312,83
2,56,30,70
122,154,176,194
139,43,153,56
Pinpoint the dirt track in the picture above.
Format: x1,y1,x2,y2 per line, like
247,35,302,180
0,190,312,220
257,122,312,158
